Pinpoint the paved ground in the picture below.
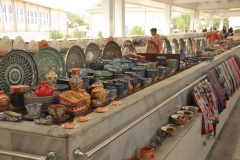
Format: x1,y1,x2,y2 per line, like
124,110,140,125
209,101,240,160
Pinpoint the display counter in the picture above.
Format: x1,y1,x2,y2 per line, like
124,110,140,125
0,46,240,160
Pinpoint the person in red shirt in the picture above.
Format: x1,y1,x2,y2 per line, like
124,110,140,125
150,28,163,53
206,27,221,43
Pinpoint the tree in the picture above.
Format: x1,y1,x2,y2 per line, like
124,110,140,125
49,30,63,39
129,25,145,35
67,12,86,28
224,18,229,29
92,0,102,7
97,31,102,37
73,29,85,38
171,14,190,30
213,19,220,29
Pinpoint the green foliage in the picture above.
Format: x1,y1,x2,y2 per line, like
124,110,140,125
65,34,71,38
73,29,85,38
213,19,220,29
68,12,86,28
223,18,229,29
129,25,145,35
97,31,102,37
171,14,190,30
92,0,102,7
49,30,63,39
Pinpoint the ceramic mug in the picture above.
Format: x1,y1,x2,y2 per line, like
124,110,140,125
25,103,42,117
48,104,65,119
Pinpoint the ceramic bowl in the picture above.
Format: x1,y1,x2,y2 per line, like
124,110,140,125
181,106,199,114
170,114,189,127
25,103,42,117
156,56,166,61
132,67,145,78
161,125,176,137
48,104,66,119
0,111,22,122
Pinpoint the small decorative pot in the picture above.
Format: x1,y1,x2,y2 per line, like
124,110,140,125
48,104,65,119
170,114,190,127
0,91,10,112
137,146,155,160
78,89,91,108
69,68,83,92
35,81,54,97
25,103,42,117
45,64,58,89
161,125,176,138
91,85,107,108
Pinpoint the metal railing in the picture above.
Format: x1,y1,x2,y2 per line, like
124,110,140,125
0,149,57,160
73,75,207,160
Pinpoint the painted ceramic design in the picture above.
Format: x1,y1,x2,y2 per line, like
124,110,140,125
102,41,122,59
85,43,102,67
38,40,49,50
137,146,155,160
186,38,194,55
65,45,86,71
69,68,83,92
0,91,10,112
170,114,189,127
172,38,179,54
161,125,176,137
163,39,172,54
45,64,58,89
48,104,65,119
34,47,66,83
91,85,107,108
78,89,91,108
146,40,159,53
35,81,54,97
121,40,136,57
0,111,22,122
0,50,38,92
25,103,42,117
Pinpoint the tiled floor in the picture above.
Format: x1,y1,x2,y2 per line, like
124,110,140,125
209,101,240,160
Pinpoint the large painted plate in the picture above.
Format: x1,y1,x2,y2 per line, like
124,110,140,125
85,43,102,67
121,40,136,57
34,47,66,83
171,38,179,54
102,41,122,59
65,45,86,71
0,50,38,92
146,40,159,53
186,38,194,55
163,39,172,54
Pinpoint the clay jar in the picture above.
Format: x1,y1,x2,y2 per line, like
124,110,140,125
0,91,10,112
91,85,107,108
48,104,65,119
35,81,54,97
78,89,91,108
45,64,58,89
126,77,133,93
138,146,155,160
69,68,83,92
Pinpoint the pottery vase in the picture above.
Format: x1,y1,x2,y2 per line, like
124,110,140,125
35,81,54,97
69,68,83,92
91,74,103,88
78,89,91,108
45,64,58,89
138,146,155,160
91,85,107,108
0,91,10,112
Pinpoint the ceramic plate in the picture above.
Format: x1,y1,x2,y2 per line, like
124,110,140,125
171,38,179,54
146,40,159,53
85,43,102,67
27,40,39,51
163,39,172,54
0,50,38,92
34,47,66,83
121,40,136,57
61,39,71,49
13,36,25,50
24,113,46,120
87,39,97,46
65,45,86,70
50,39,60,51
200,39,206,51
0,36,12,52
186,38,193,55
76,39,84,48
102,41,122,59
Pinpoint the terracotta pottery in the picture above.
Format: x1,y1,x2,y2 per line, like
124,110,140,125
126,77,133,93
0,91,10,112
78,89,91,108
35,81,54,97
69,68,83,92
45,64,58,89
138,146,155,160
38,40,49,49
91,85,107,108
48,104,65,119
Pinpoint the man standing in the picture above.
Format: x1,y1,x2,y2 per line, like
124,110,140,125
150,28,163,53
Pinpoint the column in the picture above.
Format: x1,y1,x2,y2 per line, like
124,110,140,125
12,0,18,32
194,10,199,32
102,0,114,37
209,14,213,29
0,0,5,32
219,17,224,30
190,10,195,31
115,0,125,37
24,2,28,32
164,4,171,35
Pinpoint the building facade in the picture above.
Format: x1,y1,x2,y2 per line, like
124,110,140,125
0,0,68,40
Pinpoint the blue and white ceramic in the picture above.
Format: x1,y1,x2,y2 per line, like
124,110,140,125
25,103,42,117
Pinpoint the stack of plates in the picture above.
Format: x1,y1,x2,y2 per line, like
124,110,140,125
10,93,24,108
24,91,60,111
